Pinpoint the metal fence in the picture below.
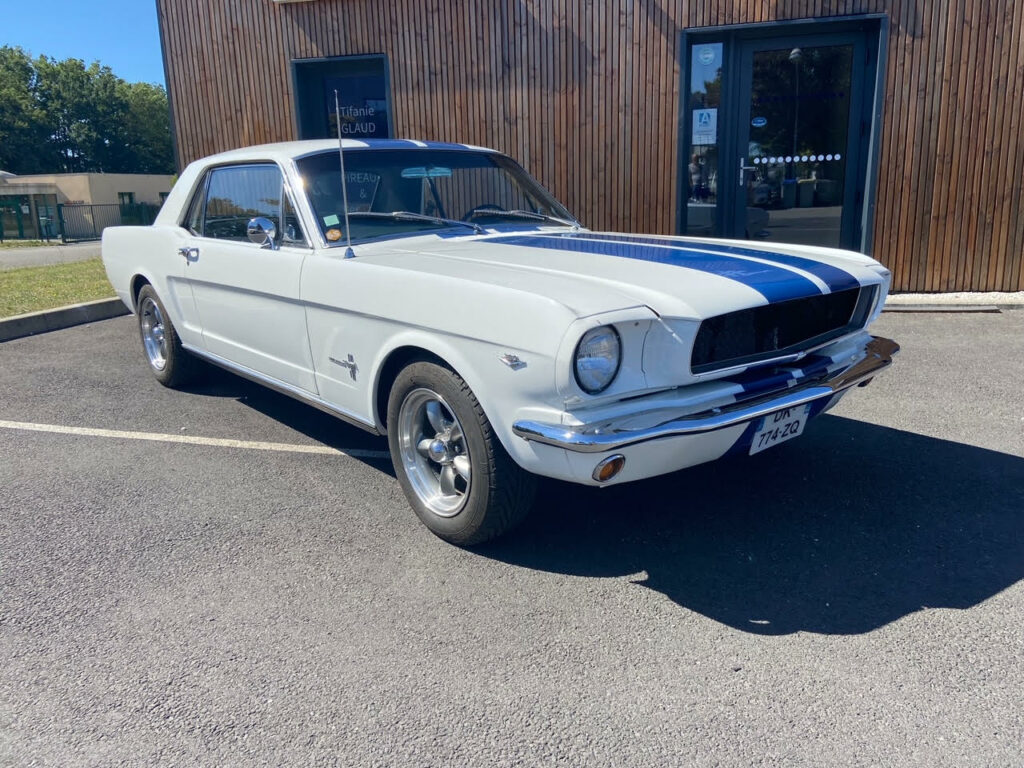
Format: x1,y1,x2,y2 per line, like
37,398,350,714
58,203,160,242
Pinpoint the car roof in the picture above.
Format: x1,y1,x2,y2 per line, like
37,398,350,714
200,139,499,165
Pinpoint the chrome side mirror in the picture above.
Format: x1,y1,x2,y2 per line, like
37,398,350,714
246,217,278,249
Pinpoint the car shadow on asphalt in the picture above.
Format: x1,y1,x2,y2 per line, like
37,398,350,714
478,415,1024,636
187,368,1023,636
183,365,394,464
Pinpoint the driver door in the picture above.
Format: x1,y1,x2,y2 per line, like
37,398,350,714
181,162,317,393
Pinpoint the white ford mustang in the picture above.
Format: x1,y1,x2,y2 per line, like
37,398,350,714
102,139,898,545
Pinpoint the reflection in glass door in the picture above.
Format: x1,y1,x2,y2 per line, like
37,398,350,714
738,42,858,247
681,23,880,252
686,43,724,238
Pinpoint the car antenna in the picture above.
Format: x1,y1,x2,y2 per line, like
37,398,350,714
334,89,355,259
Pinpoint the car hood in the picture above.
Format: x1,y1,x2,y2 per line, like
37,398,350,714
381,229,887,320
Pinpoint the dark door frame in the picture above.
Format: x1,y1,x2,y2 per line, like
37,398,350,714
677,15,888,254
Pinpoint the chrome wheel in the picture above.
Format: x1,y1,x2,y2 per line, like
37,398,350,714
397,388,472,517
387,361,537,545
139,295,167,371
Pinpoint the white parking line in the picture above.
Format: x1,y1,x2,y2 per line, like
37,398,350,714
0,419,391,459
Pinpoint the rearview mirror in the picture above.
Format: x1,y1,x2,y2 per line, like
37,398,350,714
246,217,278,249
400,166,453,179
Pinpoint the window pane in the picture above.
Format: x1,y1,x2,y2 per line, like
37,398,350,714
294,55,391,140
203,165,282,241
687,42,723,237
746,45,853,247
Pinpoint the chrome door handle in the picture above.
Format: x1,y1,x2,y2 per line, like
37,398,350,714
739,157,757,186
178,247,199,262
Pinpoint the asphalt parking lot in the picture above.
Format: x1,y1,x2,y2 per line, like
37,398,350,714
2,311,1022,766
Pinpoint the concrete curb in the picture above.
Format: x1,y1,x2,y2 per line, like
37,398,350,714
0,298,130,343
884,291,1024,311
883,304,1002,313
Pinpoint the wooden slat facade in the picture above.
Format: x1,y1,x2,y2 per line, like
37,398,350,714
157,0,1024,292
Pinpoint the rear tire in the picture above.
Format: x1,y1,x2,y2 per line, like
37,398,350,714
136,284,198,388
386,361,536,546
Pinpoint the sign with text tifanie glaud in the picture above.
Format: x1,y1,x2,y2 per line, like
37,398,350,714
293,55,392,141
324,74,390,139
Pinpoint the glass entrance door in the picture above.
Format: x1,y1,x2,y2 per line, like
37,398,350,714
681,23,880,252
736,37,865,248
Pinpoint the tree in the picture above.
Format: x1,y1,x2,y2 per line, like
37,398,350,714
0,46,174,175
119,82,175,173
0,47,54,173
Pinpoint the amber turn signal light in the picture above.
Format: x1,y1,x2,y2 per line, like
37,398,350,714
592,454,626,483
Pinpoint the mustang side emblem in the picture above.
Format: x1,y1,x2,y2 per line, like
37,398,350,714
330,354,359,380
499,353,527,370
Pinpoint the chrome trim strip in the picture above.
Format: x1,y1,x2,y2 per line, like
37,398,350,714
512,336,899,454
182,344,381,436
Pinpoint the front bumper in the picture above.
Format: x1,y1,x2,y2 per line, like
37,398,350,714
513,336,899,454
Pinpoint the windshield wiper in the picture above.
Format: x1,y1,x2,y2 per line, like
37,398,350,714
470,209,579,228
346,210,483,233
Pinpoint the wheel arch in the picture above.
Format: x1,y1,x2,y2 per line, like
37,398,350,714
129,273,153,311
126,270,199,351
369,333,505,443
373,345,447,430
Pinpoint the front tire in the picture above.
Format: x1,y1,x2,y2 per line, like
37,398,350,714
386,361,536,546
136,284,197,388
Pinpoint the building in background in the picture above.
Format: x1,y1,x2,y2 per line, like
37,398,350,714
157,0,1023,292
0,171,174,241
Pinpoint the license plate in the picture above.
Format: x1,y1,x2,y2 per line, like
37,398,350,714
749,405,810,455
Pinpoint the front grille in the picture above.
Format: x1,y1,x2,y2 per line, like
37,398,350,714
690,286,876,374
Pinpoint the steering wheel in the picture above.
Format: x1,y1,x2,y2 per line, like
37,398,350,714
462,203,506,220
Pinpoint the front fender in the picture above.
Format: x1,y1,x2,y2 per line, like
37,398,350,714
368,327,563,460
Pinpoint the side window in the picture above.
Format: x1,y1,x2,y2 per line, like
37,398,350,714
203,164,282,241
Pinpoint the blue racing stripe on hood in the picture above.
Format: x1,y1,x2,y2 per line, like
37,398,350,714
486,234,824,303
572,233,862,293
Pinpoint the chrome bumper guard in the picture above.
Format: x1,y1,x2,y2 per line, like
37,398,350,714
513,336,900,454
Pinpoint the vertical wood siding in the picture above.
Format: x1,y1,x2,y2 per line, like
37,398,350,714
158,0,1024,292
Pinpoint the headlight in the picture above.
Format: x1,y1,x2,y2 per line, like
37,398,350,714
574,325,621,394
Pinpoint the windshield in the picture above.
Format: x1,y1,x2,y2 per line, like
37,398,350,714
295,149,576,244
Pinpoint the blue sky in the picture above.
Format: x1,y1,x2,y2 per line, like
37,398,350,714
1,0,165,85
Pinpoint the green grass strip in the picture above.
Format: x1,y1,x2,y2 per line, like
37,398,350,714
0,240,59,250
0,258,115,318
